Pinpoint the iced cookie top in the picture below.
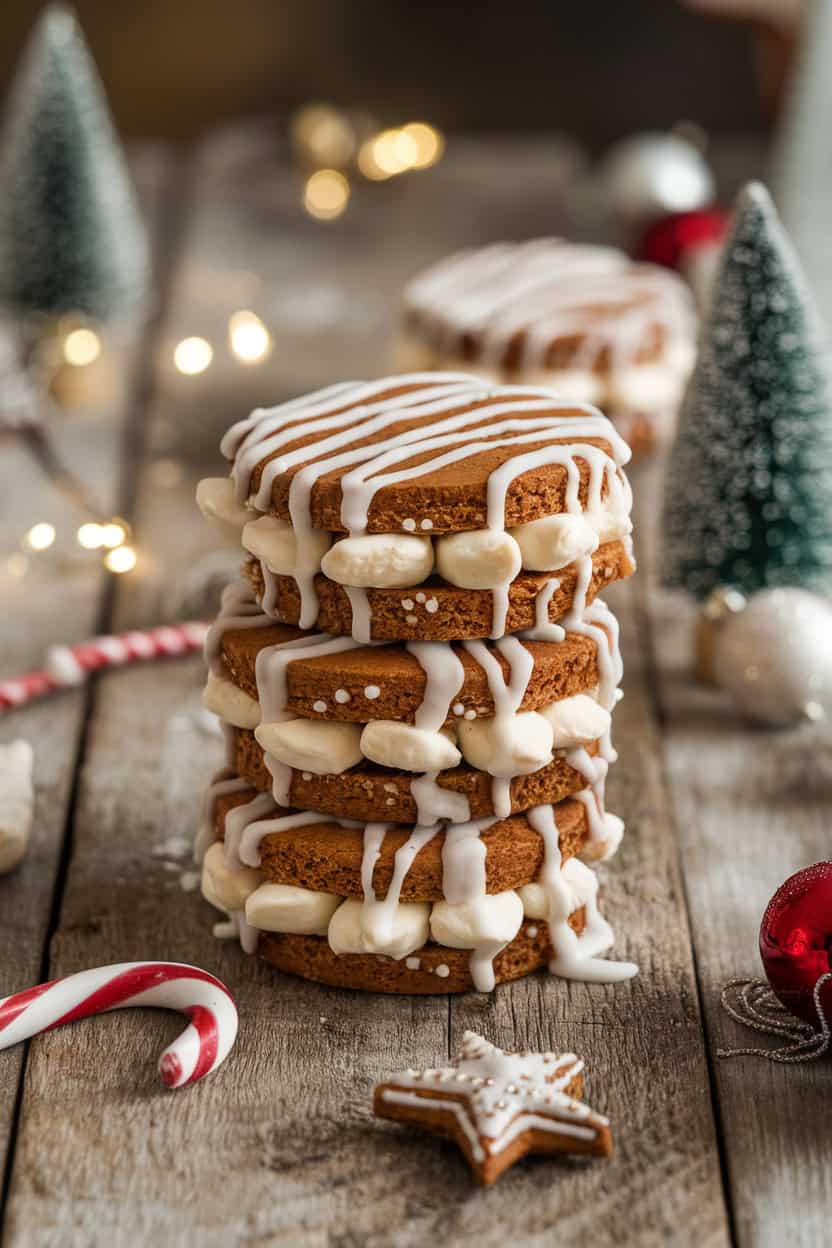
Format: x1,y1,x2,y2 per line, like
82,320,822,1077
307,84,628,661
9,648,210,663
403,239,695,375
219,373,631,534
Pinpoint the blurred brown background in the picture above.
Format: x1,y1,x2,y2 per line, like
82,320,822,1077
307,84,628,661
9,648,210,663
1,0,765,143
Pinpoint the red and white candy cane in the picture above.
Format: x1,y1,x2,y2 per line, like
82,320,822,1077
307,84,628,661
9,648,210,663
0,621,208,712
0,962,238,1089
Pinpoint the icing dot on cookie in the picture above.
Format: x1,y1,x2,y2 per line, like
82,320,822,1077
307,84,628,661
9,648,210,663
312,700,328,713
527,925,538,938
435,964,450,978
302,772,312,781
464,709,477,720
401,598,415,611
415,592,426,604
406,956,421,970
453,702,465,716
420,519,433,530
364,685,380,699
425,597,439,614
406,614,418,625
334,688,351,704
402,518,416,532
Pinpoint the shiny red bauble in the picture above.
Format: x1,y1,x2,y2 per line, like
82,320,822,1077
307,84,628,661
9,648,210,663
759,862,832,1028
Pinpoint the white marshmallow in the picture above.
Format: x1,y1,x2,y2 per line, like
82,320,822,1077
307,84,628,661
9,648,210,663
242,514,330,576
321,534,434,588
430,891,524,948
457,712,553,778
580,813,625,864
195,477,251,532
518,882,547,921
0,740,34,875
201,842,263,912
510,513,599,571
255,719,362,775
360,721,460,772
328,898,430,959
245,882,340,935
202,672,260,730
540,693,611,749
435,529,521,589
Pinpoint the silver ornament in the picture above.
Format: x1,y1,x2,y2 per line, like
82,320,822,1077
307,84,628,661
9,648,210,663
599,133,714,222
712,588,832,726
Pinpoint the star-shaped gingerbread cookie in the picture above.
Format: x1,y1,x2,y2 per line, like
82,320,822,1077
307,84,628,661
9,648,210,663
373,1030,611,1185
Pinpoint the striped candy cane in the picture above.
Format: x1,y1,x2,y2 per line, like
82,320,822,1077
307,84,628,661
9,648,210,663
0,962,238,1088
0,621,208,712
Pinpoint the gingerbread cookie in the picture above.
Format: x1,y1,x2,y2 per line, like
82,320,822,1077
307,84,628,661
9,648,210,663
398,241,695,449
374,1030,611,1183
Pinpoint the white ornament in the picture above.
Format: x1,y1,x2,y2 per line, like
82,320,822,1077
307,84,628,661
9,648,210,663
599,133,714,222
712,588,832,726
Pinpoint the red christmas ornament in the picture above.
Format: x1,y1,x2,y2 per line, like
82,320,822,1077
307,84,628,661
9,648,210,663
637,208,729,270
759,862,832,1028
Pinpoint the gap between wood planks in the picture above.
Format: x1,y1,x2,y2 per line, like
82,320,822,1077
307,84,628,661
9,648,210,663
0,149,195,1235
628,456,740,1248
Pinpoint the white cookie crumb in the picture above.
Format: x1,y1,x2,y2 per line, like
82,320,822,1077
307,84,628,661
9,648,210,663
334,688,351,704
415,592,426,604
425,597,439,613
406,615,418,625
420,519,433,531
453,702,465,716
401,598,415,611
312,700,328,713
364,684,380,699
402,518,416,532
435,964,450,978
464,709,477,720
406,956,421,970
527,925,538,938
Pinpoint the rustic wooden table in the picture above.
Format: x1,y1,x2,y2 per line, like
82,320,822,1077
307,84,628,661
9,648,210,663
1,131,828,1248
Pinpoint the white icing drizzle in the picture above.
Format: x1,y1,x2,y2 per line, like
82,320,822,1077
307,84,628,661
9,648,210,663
204,582,272,677
213,910,259,955
462,638,534,818
404,239,694,377
222,792,280,867
530,577,565,641
194,770,250,862
526,805,637,982
405,640,469,826
380,1031,606,1161
441,815,501,991
360,822,440,951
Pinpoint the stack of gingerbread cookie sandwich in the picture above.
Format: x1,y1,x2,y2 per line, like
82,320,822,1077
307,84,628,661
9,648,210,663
194,372,638,993
396,239,696,452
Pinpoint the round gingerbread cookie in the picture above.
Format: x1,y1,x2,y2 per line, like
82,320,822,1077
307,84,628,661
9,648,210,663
257,915,585,994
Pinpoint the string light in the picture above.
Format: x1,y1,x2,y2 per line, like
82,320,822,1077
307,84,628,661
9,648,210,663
173,337,213,375
63,327,102,366
291,103,356,168
303,169,350,221
105,545,137,574
77,522,104,549
76,519,129,551
228,310,272,364
24,522,56,552
400,122,444,169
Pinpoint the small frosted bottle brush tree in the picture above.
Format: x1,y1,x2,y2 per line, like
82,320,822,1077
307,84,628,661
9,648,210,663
0,4,147,327
661,181,832,605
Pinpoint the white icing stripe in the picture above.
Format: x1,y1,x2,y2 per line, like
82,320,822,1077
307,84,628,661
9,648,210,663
194,772,250,862
360,823,440,952
204,582,271,676
405,640,469,826
525,805,637,983
462,638,534,819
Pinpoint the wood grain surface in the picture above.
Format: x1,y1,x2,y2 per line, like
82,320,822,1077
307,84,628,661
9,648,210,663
0,131,827,1247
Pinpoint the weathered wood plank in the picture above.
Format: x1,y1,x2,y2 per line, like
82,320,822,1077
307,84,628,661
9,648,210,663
443,570,730,1248
635,454,832,1248
0,148,173,1193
